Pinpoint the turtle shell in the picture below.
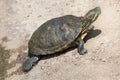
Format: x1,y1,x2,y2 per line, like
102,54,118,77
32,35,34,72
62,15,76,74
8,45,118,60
28,15,86,55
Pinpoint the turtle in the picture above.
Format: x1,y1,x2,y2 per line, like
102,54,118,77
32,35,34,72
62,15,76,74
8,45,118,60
22,7,101,72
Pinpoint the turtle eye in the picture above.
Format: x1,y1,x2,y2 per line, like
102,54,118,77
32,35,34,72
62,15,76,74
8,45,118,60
85,11,96,22
86,11,94,19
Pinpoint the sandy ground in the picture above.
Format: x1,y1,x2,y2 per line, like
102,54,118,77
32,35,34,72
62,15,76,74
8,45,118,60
0,0,120,80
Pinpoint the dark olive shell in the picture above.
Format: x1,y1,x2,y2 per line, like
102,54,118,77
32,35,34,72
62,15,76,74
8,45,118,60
28,15,85,55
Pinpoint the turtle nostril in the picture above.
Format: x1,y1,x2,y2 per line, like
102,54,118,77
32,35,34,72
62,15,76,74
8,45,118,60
95,7,101,14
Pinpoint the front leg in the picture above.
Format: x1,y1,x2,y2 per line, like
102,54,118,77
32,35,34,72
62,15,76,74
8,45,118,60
76,38,87,55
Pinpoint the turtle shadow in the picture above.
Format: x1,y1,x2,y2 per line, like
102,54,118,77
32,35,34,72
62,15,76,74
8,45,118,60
84,29,102,43
40,46,76,60
38,29,102,60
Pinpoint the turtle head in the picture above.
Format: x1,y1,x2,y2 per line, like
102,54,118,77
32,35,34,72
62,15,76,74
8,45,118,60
85,7,101,23
80,7,101,39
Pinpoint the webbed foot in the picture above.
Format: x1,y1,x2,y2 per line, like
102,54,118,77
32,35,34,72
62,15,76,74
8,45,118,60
22,56,39,72
78,48,87,55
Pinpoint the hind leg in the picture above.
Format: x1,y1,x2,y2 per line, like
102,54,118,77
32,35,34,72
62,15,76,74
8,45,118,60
22,48,45,72
22,56,40,72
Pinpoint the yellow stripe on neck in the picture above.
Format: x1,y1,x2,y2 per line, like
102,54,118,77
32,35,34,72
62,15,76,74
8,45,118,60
81,32,87,39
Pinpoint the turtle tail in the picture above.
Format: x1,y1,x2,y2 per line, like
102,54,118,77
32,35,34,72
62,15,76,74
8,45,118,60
22,56,39,72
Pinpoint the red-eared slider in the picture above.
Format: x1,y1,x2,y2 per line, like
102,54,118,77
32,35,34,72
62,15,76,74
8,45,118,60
22,7,101,72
